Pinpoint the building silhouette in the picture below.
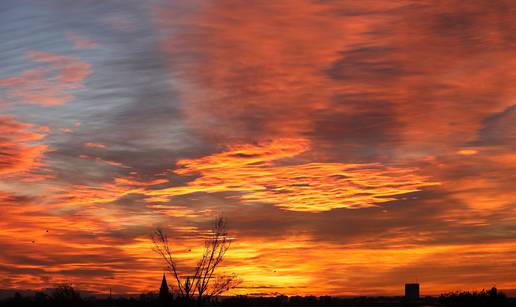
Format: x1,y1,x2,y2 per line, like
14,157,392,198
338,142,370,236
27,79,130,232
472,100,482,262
159,273,170,304
405,283,420,300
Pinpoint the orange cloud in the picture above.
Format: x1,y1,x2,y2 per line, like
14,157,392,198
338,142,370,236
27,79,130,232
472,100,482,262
423,150,516,212
49,173,168,208
150,138,438,212
114,177,167,187
50,182,145,208
157,0,378,142
67,32,100,49
79,154,132,169
0,51,91,106
0,116,48,177
457,149,478,155
157,0,516,157
84,142,107,149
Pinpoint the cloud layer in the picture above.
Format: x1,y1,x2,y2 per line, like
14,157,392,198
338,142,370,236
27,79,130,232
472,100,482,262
0,0,514,297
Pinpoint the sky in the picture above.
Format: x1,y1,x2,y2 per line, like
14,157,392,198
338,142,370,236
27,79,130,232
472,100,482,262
0,0,515,297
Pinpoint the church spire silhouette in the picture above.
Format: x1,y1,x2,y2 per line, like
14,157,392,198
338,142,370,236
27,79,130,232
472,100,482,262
159,273,170,303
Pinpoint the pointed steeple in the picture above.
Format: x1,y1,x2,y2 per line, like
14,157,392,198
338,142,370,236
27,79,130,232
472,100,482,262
159,273,170,301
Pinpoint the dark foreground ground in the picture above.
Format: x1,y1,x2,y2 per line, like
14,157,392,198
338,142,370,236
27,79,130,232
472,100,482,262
1,287,514,307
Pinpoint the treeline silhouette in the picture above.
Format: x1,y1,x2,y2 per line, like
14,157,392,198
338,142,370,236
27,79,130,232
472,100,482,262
0,285,512,307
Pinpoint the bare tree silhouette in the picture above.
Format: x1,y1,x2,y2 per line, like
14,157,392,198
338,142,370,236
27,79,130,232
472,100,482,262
152,217,240,305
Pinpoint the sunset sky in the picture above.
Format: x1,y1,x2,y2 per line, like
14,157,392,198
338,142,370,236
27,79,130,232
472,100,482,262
1,0,515,297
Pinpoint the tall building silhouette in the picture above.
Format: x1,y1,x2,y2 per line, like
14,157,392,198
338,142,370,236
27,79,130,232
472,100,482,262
405,283,420,300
